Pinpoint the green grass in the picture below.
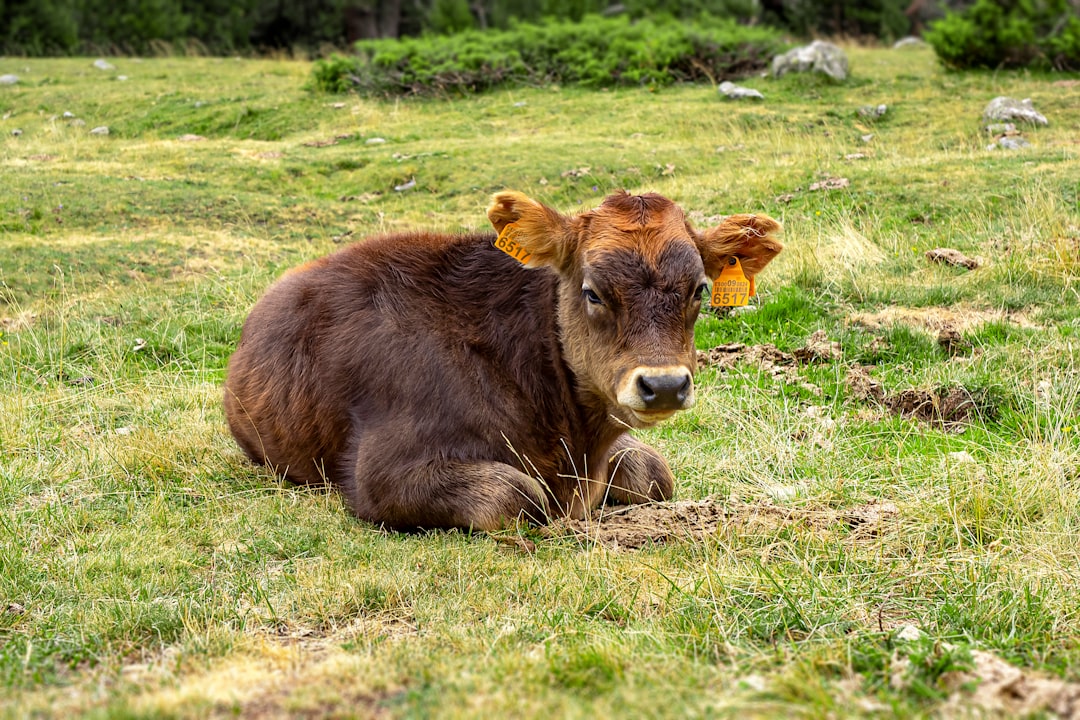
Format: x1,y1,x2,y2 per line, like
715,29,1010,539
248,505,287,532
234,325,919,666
2,48,1080,717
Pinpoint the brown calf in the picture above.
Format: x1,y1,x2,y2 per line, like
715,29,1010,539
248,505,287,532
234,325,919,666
224,191,782,531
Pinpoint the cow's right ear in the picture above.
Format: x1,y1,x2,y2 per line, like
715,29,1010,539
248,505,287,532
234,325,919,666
488,191,576,270
695,213,784,281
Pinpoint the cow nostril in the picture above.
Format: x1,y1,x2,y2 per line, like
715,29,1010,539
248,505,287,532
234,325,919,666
636,374,657,404
675,374,691,403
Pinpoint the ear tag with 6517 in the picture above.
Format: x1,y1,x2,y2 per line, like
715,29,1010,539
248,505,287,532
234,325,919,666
710,257,753,308
492,223,531,265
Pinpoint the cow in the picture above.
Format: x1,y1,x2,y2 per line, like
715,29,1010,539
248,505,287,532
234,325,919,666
223,190,782,531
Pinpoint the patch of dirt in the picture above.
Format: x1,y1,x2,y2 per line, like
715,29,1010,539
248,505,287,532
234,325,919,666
925,247,979,270
809,177,850,191
884,386,987,428
848,306,1039,333
550,497,900,550
697,331,841,396
846,366,991,429
942,650,1080,719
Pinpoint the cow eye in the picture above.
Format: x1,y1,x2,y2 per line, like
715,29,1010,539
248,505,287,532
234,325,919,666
583,287,604,306
694,282,709,302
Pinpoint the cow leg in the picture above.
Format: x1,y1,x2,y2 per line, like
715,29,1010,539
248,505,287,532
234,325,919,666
346,459,550,532
604,434,675,505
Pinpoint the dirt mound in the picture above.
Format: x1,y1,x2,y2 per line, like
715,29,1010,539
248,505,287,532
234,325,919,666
550,497,899,550
845,366,991,429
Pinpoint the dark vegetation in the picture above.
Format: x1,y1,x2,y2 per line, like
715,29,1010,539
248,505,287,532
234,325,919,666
311,15,785,95
925,0,1080,70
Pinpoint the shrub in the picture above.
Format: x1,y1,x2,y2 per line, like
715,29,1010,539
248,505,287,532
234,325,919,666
925,0,1080,71
311,15,786,96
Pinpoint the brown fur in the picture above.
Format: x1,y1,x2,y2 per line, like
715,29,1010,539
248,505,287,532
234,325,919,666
224,191,782,531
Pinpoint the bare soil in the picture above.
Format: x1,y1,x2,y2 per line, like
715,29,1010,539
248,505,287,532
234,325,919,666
550,497,900,550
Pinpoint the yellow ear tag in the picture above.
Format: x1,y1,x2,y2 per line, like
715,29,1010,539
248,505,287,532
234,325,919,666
493,222,532,265
710,257,752,307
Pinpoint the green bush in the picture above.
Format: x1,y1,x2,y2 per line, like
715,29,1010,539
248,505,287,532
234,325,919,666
925,0,1080,71
311,15,786,96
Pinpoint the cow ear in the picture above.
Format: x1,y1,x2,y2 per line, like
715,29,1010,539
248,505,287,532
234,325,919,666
695,213,783,280
488,191,576,270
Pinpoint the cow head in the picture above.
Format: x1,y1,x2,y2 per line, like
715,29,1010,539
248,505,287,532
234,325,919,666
488,190,782,429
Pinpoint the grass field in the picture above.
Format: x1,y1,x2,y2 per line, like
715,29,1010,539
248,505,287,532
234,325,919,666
2,47,1080,718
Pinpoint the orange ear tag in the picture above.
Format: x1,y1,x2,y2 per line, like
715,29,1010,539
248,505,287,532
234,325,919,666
710,257,752,307
493,222,532,265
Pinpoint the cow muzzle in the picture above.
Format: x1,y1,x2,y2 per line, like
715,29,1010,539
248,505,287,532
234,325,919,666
616,366,695,425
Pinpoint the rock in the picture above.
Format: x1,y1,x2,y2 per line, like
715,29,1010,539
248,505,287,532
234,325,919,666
808,177,850,191
984,122,1017,135
0,74,18,85
771,41,849,81
393,178,416,192
925,248,978,270
93,59,115,71
718,81,764,100
365,137,386,145
982,96,1048,126
90,126,109,135
858,104,887,119
993,136,1032,150
893,36,926,49
11,128,22,136
62,111,76,119
178,134,206,142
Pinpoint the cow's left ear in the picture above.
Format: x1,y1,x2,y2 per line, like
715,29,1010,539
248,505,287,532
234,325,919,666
695,213,784,280
488,191,576,270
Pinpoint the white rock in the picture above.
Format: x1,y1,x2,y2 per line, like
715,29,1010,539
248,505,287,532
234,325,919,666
93,59,115,71
90,126,109,135
365,137,386,145
982,96,1048,126
0,74,18,85
718,81,764,100
896,624,923,642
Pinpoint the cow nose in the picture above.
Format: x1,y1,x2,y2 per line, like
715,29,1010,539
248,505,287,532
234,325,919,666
635,371,692,411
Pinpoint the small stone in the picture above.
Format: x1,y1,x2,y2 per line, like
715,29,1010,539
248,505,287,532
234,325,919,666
512,101,527,107
117,75,128,81
62,111,75,119
178,134,206,142
365,137,386,145
925,248,978,270
845,153,867,160
393,178,416,192
996,136,1031,150
718,81,764,100
984,122,1016,135
193,101,205,108
0,74,18,85
11,128,22,136
4,603,25,615
982,96,1048,126
858,104,887,119
896,624,923,641
90,126,109,135
861,134,874,143
93,59,115,71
